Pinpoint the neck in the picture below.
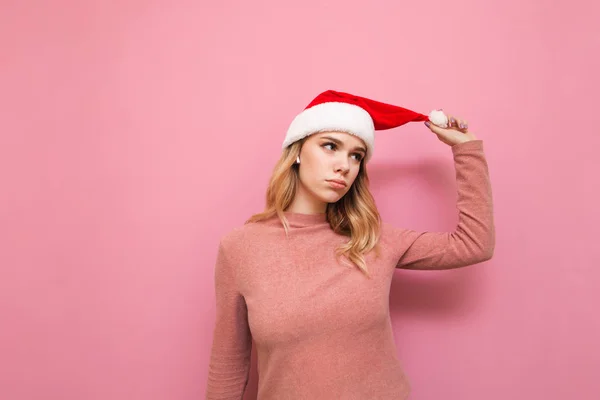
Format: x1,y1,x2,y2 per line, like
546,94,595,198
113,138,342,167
286,187,328,214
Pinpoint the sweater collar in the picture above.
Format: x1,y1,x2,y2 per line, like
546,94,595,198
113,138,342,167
282,211,328,227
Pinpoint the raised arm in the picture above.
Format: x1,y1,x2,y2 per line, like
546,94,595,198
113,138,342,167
205,240,252,399
395,139,495,270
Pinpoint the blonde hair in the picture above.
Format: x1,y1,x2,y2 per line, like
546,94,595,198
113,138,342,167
245,137,382,278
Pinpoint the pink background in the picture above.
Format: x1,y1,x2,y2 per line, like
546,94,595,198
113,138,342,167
1,1,599,399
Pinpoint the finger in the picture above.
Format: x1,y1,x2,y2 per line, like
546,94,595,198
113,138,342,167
425,121,447,136
447,115,458,129
450,116,468,131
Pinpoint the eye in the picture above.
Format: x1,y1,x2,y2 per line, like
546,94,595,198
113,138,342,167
323,142,363,161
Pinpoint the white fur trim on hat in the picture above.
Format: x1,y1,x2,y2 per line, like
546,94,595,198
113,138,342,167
428,110,448,128
282,102,375,161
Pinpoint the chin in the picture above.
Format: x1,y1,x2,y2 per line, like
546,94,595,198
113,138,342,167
317,191,345,203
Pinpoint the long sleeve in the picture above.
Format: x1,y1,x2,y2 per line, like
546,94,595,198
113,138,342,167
395,139,495,270
205,240,252,400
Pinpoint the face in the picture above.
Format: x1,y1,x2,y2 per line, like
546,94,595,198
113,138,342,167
293,131,367,212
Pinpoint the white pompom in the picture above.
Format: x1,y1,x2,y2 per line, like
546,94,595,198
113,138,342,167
428,109,448,128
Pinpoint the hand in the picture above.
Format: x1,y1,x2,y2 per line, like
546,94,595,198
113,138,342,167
425,114,477,147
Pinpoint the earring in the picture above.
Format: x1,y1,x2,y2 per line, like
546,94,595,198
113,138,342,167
296,156,300,164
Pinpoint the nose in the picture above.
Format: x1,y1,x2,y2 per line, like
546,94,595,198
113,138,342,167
334,154,350,174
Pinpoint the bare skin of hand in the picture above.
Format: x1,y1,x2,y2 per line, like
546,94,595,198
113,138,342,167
425,113,477,146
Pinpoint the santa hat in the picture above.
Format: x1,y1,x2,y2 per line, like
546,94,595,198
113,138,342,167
282,90,447,162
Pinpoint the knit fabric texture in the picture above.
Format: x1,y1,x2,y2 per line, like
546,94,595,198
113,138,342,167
206,139,495,400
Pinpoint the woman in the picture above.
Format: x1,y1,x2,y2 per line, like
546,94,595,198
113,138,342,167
205,90,495,400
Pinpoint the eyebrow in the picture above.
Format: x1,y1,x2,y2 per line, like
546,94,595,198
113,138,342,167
320,135,367,154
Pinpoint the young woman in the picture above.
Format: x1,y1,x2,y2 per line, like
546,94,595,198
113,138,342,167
205,90,495,400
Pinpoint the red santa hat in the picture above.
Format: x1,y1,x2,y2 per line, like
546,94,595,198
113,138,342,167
282,90,448,162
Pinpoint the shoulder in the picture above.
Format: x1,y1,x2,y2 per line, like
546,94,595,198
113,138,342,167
376,222,398,251
379,221,420,251
380,221,402,240
381,220,420,237
218,220,272,255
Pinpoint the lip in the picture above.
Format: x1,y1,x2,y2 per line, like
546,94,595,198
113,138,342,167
326,179,347,189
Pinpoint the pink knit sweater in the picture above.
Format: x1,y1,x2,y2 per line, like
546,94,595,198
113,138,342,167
206,139,494,400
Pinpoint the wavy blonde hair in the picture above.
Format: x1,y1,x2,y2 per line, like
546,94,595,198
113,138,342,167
245,136,382,278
